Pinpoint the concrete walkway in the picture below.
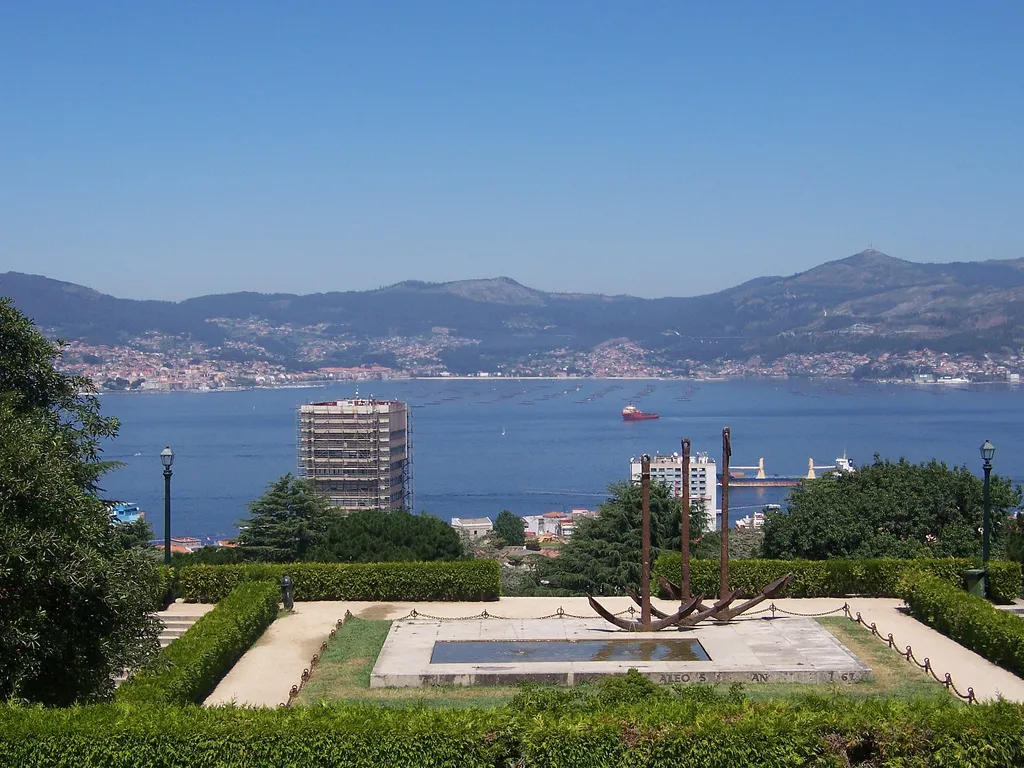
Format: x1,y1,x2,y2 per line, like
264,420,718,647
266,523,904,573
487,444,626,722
832,597,1024,703
204,602,346,706
203,596,1024,707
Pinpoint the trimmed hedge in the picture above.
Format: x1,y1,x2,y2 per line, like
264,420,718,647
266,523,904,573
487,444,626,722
901,572,1024,679
152,564,176,610
2,699,1024,767
117,581,279,705
652,555,1022,603
177,560,501,603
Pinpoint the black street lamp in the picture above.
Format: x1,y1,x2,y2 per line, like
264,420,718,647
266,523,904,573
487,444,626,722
161,446,174,565
980,440,995,568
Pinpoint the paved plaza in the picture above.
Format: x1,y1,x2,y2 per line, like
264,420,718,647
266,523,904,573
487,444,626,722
370,614,871,687
203,596,1024,706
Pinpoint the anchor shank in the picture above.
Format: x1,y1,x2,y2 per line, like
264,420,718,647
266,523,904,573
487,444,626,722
720,428,731,600
641,453,652,631
681,438,691,600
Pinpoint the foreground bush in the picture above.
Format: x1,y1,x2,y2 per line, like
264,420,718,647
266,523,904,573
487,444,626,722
901,572,1024,679
652,555,1022,603
117,581,279,705
2,697,1024,767
177,560,501,603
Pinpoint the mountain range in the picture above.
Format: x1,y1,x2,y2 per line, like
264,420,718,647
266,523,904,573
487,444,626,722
4,250,1024,372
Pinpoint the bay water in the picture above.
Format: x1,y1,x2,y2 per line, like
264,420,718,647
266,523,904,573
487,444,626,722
97,378,1024,541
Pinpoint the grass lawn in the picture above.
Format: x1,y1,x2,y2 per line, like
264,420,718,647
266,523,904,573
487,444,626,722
295,618,518,707
736,616,957,703
295,615,955,707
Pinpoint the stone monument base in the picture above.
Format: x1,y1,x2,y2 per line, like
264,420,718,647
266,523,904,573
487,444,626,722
370,615,871,688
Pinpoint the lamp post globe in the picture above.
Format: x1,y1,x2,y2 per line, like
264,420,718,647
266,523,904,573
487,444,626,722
980,440,995,571
980,440,995,464
161,446,174,565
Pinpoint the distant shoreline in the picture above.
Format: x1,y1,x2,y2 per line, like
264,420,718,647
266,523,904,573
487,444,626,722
89,374,1017,395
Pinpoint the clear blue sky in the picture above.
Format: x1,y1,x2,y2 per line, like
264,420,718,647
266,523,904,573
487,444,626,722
1,2,1022,300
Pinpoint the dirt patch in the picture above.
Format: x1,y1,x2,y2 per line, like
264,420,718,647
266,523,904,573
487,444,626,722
356,604,399,620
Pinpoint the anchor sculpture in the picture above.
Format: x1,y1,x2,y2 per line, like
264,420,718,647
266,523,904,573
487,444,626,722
588,453,698,631
592,428,794,631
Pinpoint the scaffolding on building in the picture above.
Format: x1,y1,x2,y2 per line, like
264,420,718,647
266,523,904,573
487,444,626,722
404,406,414,513
296,397,412,513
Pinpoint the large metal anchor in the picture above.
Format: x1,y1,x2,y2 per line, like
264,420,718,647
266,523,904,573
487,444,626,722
597,430,794,631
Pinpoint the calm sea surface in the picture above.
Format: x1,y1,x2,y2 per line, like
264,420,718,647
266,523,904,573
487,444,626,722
97,379,1024,541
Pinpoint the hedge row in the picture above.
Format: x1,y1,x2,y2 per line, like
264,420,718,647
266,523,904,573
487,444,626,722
2,699,1024,767
901,572,1024,680
652,555,1022,603
152,565,176,610
117,581,279,705
176,559,502,603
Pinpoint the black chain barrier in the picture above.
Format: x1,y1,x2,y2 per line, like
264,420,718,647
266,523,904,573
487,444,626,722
843,605,977,705
282,614,348,707
395,602,852,623
393,605,637,621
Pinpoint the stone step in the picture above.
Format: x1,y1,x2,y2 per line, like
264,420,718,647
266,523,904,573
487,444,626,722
160,626,191,637
995,603,1024,615
159,615,208,625
155,613,206,648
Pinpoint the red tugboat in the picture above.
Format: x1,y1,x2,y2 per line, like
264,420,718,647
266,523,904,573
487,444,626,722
622,403,660,421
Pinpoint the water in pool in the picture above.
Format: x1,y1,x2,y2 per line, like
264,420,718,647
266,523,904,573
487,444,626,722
430,638,710,664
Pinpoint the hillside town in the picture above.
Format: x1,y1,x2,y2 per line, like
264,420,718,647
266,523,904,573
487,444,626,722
54,332,1024,392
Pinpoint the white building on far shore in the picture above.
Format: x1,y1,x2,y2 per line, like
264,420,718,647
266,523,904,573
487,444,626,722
523,508,596,539
450,517,493,540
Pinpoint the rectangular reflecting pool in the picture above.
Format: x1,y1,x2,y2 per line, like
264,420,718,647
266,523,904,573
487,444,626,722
430,638,710,664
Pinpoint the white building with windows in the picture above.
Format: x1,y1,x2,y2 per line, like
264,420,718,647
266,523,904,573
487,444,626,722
629,451,719,528
451,517,493,541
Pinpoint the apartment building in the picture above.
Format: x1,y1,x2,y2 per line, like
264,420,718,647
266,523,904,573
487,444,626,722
297,398,411,512
628,451,719,526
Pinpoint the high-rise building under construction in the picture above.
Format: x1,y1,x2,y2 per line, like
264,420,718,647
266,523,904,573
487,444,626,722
297,398,411,512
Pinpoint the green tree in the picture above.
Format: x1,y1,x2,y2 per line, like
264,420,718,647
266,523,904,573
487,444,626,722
494,510,526,547
1002,513,1024,564
0,298,161,705
111,517,156,553
171,545,248,567
692,527,764,560
535,480,708,595
311,509,464,563
762,456,1022,560
0,299,120,492
236,474,333,562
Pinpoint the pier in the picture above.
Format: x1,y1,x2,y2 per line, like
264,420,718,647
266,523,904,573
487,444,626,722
725,477,800,487
718,456,855,487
